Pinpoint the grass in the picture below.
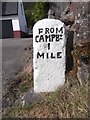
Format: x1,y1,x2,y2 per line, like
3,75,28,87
19,73,33,93
19,84,29,93
3,42,89,118
3,70,89,118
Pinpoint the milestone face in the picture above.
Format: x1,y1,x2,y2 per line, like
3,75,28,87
33,19,66,92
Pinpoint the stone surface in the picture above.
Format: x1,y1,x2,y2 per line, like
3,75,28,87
33,19,66,92
21,88,42,107
49,2,90,81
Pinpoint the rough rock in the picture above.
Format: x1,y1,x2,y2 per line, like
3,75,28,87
49,2,90,82
21,88,42,107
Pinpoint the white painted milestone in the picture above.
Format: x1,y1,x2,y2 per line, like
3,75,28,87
33,19,66,92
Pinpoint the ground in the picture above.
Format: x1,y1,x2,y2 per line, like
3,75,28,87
2,38,33,109
1,38,89,119
3,70,89,118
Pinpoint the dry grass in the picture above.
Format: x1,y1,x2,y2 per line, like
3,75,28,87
19,73,33,93
3,70,89,119
3,41,89,118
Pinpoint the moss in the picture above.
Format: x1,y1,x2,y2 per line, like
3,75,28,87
19,73,33,93
19,84,28,93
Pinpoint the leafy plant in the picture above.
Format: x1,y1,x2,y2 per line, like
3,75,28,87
24,2,35,28
32,2,50,23
24,2,50,27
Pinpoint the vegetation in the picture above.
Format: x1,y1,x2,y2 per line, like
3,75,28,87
3,70,89,118
24,2,50,28
24,2,35,28
32,2,50,23
19,73,33,93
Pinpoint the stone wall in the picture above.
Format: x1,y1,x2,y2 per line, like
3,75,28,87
49,2,90,83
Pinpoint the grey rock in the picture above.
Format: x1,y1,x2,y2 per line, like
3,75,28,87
21,88,42,107
80,62,89,81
